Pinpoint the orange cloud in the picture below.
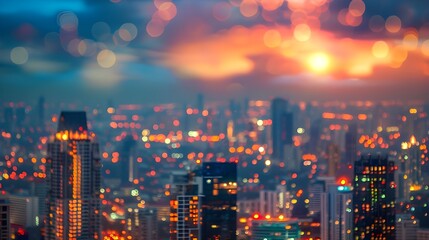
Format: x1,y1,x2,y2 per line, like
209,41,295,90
158,20,429,83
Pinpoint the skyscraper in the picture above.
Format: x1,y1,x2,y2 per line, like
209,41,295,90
345,123,357,166
326,143,340,177
353,155,396,240
271,98,293,161
201,162,237,240
45,111,101,240
321,185,353,240
170,171,201,240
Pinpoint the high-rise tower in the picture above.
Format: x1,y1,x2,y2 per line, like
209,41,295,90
201,162,237,240
45,111,101,240
353,155,396,240
271,98,293,161
321,185,353,240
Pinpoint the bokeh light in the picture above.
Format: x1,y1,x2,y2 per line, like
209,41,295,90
294,24,311,42
372,41,389,59
97,49,117,68
240,0,259,18
10,47,29,65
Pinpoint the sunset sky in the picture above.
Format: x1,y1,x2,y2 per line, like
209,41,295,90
1,0,429,103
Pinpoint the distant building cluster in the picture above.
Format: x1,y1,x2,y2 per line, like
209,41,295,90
1,97,429,239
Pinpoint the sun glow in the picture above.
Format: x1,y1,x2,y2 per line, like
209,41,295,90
307,52,331,73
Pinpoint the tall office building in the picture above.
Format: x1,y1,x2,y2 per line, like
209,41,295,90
45,111,101,240
321,185,353,240
201,162,237,240
0,199,10,240
353,155,396,240
259,185,292,218
271,98,293,161
345,123,357,166
170,171,201,240
327,143,340,177
308,176,336,215
126,207,158,240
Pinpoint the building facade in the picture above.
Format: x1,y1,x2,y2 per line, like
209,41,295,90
353,155,396,240
45,112,101,240
201,162,237,240
321,185,353,240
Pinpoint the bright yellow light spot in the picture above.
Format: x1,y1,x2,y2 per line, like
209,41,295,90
385,15,401,33
263,29,282,48
372,41,389,58
10,47,29,65
61,134,68,141
307,52,330,73
291,199,298,204
265,159,271,166
97,49,116,68
294,24,311,42
409,108,417,114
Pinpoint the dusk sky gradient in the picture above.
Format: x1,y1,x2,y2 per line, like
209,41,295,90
1,0,429,103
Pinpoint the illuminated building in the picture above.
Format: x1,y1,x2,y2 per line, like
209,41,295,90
353,155,396,240
250,218,305,240
201,162,237,240
126,207,158,240
271,98,293,161
321,185,353,240
45,111,101,240
170,171,201,240
259,185,293,218
0,199,10,240
396,214,419,240
407,186,429,228
399,135,424,200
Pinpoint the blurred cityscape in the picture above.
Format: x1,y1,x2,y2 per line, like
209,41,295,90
2,0,429,239
1,97,429,239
